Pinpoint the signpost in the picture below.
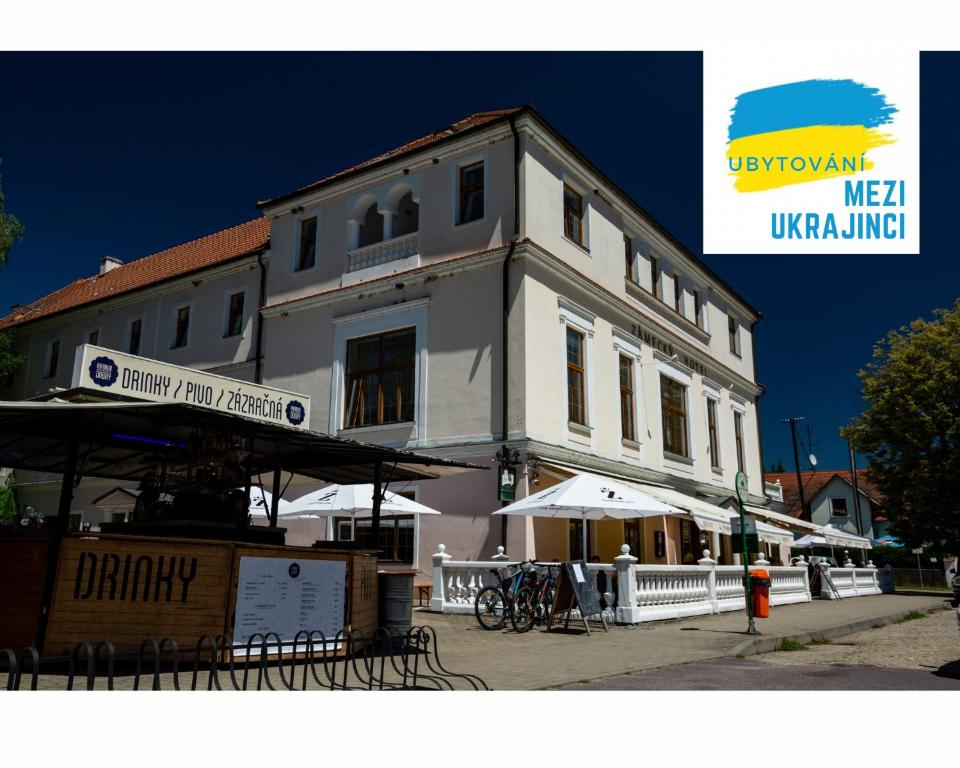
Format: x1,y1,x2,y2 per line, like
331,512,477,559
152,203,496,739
912,547,925,588
734,471,757,635
72,344,312,430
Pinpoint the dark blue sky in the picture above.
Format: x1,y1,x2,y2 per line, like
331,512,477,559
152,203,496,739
0,52,956,473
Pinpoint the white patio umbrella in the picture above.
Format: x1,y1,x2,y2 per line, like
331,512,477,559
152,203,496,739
491,472,682,559
245,487,291,518
279,484,441,518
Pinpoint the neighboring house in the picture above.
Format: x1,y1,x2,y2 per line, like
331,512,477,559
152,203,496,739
1,106,774,580
763,470,881,541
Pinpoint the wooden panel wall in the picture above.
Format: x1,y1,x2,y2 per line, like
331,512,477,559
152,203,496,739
0,535,53,650
44,537,233,655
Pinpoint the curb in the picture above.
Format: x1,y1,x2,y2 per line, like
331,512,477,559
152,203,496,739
541,599,951,690
729,600,950,657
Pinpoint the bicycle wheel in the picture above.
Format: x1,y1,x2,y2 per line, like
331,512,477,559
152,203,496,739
510,586,538,633
475,586,507,630
539,585,556,623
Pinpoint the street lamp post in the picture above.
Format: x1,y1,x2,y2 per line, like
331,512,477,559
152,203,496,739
735,470,757,636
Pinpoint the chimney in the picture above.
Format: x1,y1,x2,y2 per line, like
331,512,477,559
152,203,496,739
100,255,123,275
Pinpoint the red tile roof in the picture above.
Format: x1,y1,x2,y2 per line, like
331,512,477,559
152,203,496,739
764,469,882,518
257,108,522,208
0,217,270,331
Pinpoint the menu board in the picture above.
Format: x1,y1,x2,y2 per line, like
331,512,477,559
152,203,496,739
233,556,346,652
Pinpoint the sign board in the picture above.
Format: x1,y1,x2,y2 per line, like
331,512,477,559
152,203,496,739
548,559,607,635
911,547,924,555
498,465,516,501
233,556,345,652
731,515,757,535
72,344,311,430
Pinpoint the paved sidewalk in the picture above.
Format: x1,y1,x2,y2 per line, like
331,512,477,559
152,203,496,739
414,594,951,690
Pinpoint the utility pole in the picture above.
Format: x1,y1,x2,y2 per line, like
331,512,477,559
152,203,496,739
782,417,808,521
848,440,864,537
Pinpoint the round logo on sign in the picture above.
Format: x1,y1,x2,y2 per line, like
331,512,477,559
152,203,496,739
88,356,119,388
288,563,300,579
285,400,305,426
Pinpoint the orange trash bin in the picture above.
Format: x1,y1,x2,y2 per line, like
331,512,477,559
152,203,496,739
751,568,771,618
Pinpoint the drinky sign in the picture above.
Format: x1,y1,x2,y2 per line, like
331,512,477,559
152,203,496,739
72,344,311,430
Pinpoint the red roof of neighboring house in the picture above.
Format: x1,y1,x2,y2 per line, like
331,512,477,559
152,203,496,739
0,217,270,331
257,108,522,208
764,469,882,518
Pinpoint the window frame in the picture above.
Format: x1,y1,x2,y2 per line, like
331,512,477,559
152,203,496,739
673,272,683,314
566,326,587,426
562,182,586,248
659,372,690,459
618,353,636,442
353,513,416,564
170,303,192,350
126,316,144,356
43,338,61,379
343,327,417,429
694,289,704,330
733,409,746,474
223,289,246,339
456,159,485,226
830,497,849,517
728,314,741,357
624,234,634,281
86,327,100,346
295,215,318,273
706,396,721,471
650,255,660,299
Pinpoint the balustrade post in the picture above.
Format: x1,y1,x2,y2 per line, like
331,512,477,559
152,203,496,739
698,549,718,613
614,544,640,624
429,544,452,612
491,546,510,561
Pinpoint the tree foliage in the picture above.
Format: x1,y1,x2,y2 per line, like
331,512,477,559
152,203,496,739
0,472,16,523
842,300,960,551
0,164,25,381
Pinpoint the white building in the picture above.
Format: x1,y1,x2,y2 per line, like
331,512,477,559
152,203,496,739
1,106,785,582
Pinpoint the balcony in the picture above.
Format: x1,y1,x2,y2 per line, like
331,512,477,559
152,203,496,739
343,232,419,286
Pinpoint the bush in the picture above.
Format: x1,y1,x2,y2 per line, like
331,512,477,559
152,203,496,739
0,481,15,523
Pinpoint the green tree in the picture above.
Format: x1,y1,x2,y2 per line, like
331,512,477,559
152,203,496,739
0,472,17,523
842,300,960,552
0,163,25,380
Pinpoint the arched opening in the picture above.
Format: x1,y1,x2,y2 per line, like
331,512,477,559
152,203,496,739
357,200,383,248
392,191,419,238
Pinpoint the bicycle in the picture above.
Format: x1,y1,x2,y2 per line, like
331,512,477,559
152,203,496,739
474,562,535,631
510,563,560,633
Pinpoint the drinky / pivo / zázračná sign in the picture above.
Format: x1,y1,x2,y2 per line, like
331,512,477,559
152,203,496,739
72,344,311,429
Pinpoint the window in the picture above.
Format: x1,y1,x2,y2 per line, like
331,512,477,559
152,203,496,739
44,339,60,379
128,318,142,355
225,291,245,338
674,273,682,313
624,519,642,560
68,513,82,531
706,398,721,470
172,306,190,349
650,256,660,299
566,327,586,425
563,184,584,246
830,498,849,516
296,216,317,271
458,161,484,224
344,328,416,428
728,315,740,356
694,290,704,329
619,354,635,441
87,328,99,345
624,235,633,280
334,517,354,541
660,374,689,458
354,515,415,563
733,410,746,473
110,512,127,524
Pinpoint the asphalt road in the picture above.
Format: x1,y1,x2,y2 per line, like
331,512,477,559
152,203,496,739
562,657,960,690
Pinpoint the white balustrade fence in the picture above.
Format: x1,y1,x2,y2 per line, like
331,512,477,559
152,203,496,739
347,232,418,272
430,544,879,623
820,566,881,599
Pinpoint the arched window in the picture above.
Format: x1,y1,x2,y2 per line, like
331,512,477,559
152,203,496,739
392,191,419,237
357,200,383,248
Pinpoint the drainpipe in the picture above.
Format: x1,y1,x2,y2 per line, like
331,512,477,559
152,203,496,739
254,250,267,384
499,114,521,548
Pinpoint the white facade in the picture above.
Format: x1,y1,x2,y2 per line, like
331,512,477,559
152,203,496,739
2,108,772,579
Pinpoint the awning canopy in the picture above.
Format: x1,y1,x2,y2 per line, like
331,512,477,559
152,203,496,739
537,463,794,547
744,505,872,549
0,399,482,484
743,503,821,533
820,524,873,549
